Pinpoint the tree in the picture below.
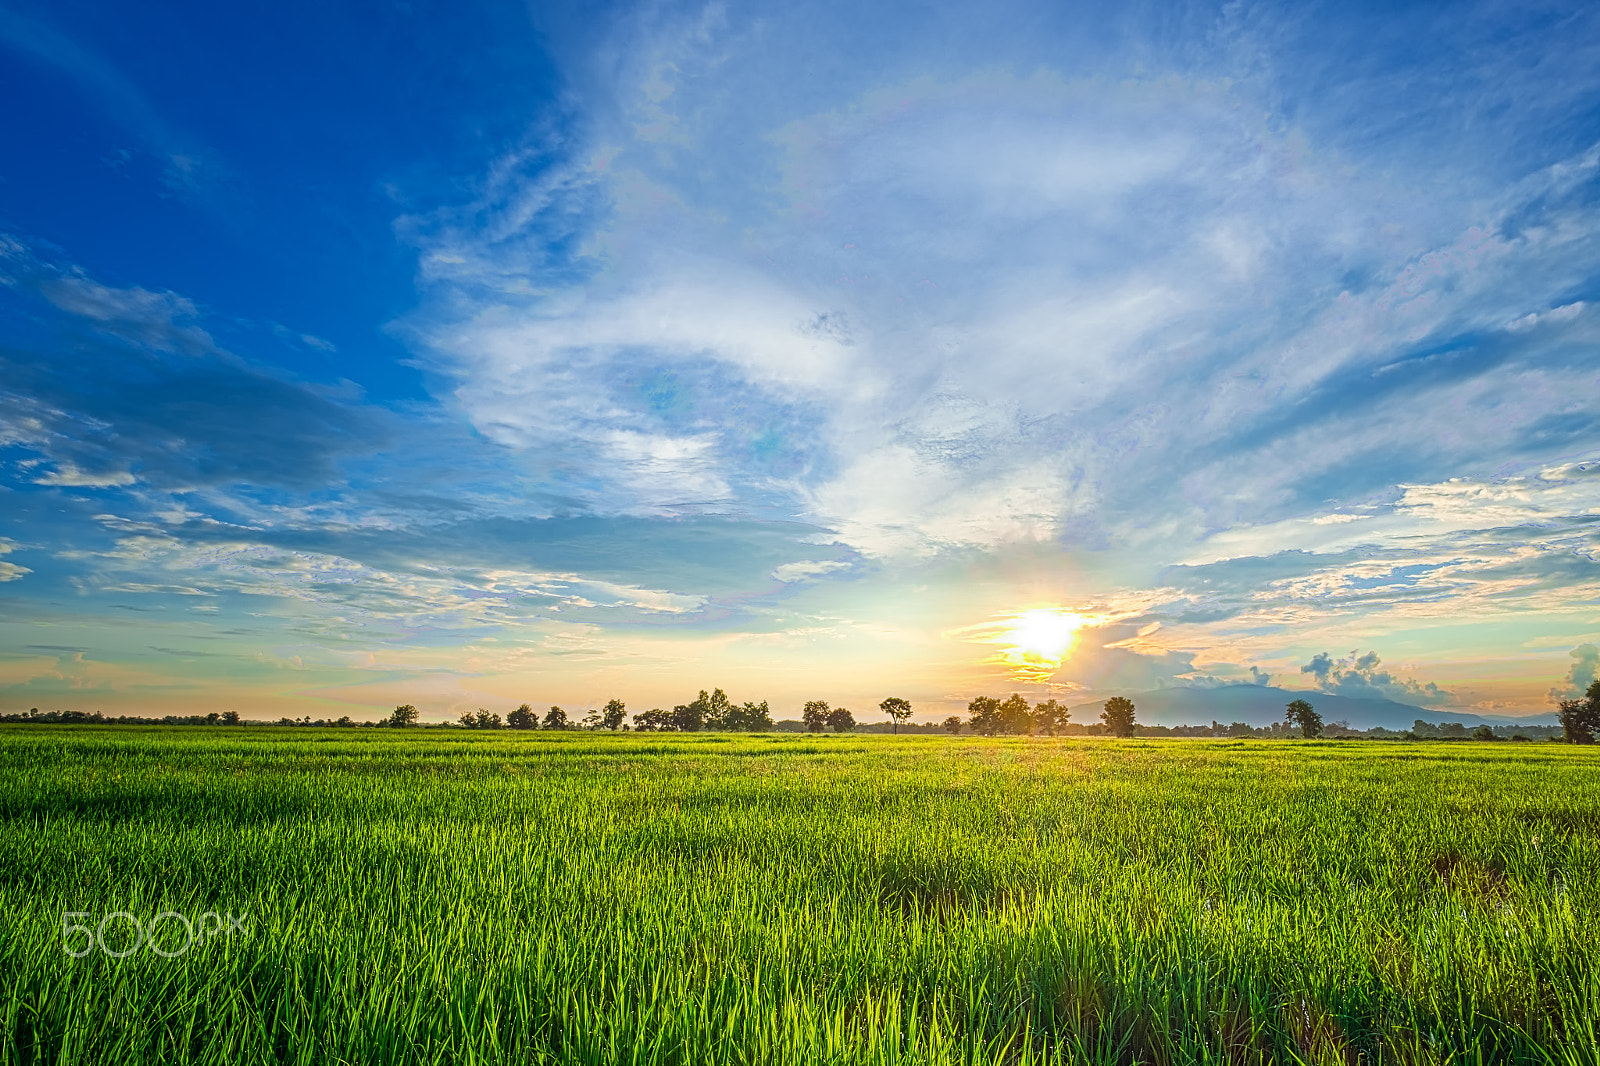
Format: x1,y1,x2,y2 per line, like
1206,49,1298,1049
1472,724,1497,741
726,700,774,731
968,696,1002,736
580,709,603,730
1033,699,1069,736
1559,679,1600,744
942,715,963,735
602,699,627,731
542,706,570,730
998,693,1032,735
826,706,855,732
802,700,831,733
701,688,733,730
1100,696,1136,738
507,704,536,730
671,692,710,732
458,711,477,729
633,708,672,731
387,704,419,728
221,710,240,725
880,696,913,733
1285,698,1322,739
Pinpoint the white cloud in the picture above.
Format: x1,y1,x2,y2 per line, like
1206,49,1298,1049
33,461,138,488
400,4,1600,575
0,539,28,582
771,559,849,583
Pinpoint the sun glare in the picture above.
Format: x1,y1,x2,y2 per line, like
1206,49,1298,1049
993,608,1088,682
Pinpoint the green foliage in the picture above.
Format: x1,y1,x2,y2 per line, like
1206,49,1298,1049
997,694,1032,735
507,703,536,730
3,728,1597,1064
942,715,963,735
602,699,627,731
879,696,912,733
967,696,1002,736
1559,679,1600,744
1100,696,1136,738
802,701,830,733
541,706,570,730
825,706,855,732
1031,699,1068,735
1285,698,1322,739
631,692,772,733
220,711,240,725
633,708,672,731
385,703,419,728
1474,724,1498,741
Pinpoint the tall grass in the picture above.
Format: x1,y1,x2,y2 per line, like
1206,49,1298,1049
0,727,1596,1064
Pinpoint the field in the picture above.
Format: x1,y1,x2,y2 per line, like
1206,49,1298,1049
1,728,1597,1065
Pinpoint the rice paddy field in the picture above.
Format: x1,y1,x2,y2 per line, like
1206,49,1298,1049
1,727,1597,1065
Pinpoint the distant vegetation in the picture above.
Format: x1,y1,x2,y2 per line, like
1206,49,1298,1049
0,691,1577,740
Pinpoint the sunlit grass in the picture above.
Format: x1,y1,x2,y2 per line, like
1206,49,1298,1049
1,727,1597,1064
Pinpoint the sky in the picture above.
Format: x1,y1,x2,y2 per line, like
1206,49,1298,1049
2,0,1599,723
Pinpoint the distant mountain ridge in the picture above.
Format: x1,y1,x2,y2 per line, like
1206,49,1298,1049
1067,684,1559,731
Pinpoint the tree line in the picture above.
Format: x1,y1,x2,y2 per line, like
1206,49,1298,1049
7,685,1593,742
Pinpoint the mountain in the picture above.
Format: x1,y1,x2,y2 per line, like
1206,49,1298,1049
1067,685,1560,732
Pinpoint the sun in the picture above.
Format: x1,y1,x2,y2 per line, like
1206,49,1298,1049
1004,609,1084,661
992,608,1088,682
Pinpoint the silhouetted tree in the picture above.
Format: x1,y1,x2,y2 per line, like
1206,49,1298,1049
1100,696,1136,738
633,708,672,731
1555,681,1593,739
507,704,536,730
387,704,419,728
998,693,1032,735
602,699,627,730
1033,699,1069,735
942,715,963,735
221,710,240,725
826,707,855,732
670,694,705,732
542,706,570,730
725,700,774,731
1285,698,1322,739
880,696,912,733
701,689,734,730
1559,680,1600,743
802,700,830,733
968,696,1002,736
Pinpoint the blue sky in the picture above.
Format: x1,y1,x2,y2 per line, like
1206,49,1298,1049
2,0,1598,721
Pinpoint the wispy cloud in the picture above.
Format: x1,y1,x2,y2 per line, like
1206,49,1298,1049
403,1,1600,573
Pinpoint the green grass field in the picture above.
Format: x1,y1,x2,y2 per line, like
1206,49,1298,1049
1,727,1596,1065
